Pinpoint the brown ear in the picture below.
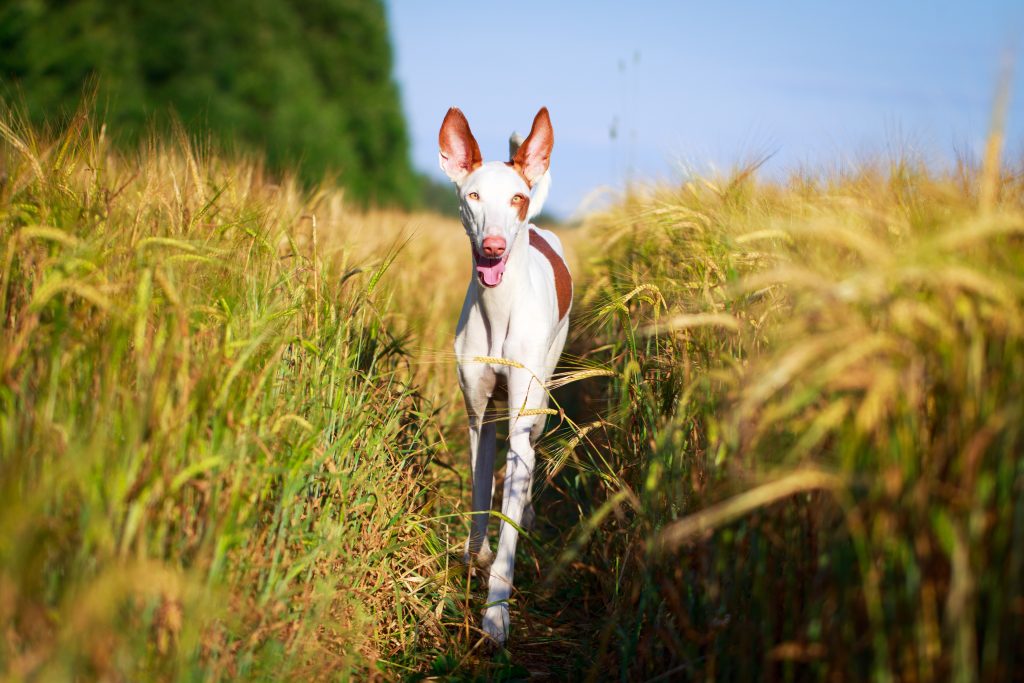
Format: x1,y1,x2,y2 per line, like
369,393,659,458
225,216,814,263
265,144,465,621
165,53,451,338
511,107,553,187
439,107,483,184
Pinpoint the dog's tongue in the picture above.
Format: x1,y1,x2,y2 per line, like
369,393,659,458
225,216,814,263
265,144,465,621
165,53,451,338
475,255,506,287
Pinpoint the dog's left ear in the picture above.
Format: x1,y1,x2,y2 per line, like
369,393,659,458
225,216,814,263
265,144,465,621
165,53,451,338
512,107,553,187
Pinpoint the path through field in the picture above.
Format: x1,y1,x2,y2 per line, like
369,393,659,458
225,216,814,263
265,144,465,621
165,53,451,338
387,220,604,680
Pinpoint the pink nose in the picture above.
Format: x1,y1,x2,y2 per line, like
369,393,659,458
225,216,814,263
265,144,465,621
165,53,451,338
482,236,506,258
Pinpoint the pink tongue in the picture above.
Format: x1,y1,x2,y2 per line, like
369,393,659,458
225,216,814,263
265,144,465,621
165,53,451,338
475,256,506,287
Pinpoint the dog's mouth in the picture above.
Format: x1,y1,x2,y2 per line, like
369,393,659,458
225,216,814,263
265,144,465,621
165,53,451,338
474,252,508,287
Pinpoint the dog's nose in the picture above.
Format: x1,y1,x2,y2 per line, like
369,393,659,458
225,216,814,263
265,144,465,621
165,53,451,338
482,236,506,258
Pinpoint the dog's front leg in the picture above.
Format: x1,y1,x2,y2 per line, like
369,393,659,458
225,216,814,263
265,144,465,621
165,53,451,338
465,414,496,568
460,363,497,568
481,363,546,644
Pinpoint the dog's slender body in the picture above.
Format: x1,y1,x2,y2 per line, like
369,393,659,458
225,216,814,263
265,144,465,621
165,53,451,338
438,107,570,643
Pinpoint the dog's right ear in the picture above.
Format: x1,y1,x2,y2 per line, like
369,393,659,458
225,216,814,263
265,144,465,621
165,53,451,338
511,107,554,187
439,108,483,185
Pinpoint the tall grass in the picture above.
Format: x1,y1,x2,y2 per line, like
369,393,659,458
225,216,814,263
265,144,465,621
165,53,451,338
0,109,463,680
563,155,1024,680
7,103,1024,682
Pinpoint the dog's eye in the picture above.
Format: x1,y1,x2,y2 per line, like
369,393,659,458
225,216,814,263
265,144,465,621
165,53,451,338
467,192,480,201
511,194,525,204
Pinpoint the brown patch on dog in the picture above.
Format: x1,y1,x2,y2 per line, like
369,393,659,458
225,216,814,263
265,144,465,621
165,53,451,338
529,229,572,319
505,160,531,187
514,193,530,221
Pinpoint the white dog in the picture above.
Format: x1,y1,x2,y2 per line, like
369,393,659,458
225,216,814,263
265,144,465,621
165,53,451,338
438,107,571,643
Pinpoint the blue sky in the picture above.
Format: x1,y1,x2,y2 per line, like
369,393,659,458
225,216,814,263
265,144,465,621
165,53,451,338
385,1,1024,218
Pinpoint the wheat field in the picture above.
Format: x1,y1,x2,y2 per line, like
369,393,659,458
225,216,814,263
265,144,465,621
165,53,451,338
2,106,1023,681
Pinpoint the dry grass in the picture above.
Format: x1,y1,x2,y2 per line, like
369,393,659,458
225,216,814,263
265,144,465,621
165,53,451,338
292,205,468,403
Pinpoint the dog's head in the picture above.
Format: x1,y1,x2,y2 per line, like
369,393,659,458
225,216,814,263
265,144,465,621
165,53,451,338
438,107,553,288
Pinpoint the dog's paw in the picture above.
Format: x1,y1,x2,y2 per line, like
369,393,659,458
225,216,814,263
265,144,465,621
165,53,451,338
481,604,509,645
463,540,494,567
463,542,494,582
476,543,494,568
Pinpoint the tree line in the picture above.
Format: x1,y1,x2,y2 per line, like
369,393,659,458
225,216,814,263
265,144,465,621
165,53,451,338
0,0,428,207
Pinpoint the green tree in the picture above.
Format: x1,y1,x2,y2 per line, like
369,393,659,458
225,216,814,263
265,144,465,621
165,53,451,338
0,0,417,206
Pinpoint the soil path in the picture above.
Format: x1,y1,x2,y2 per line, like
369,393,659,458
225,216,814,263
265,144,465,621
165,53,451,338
436,230,608,681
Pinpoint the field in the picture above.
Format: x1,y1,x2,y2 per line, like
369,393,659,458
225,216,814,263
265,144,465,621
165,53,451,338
2,108,1023,681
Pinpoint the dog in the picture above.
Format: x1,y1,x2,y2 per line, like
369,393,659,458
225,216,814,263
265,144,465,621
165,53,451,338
438,106,571,644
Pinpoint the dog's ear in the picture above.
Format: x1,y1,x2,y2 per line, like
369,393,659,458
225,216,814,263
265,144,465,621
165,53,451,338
508,132,525,158
512,107,553,187
439,108,483,185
